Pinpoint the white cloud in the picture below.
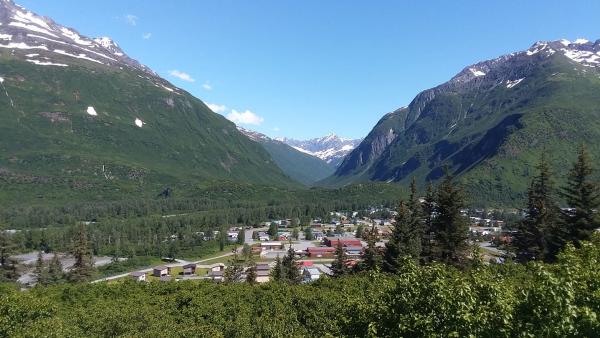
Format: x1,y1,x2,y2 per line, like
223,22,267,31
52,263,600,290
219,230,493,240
206,103,227,114
125,14,138,26
168,70,195,82
202,81,212,90
273,127,280,132
227,109,264,126
142,32,152,40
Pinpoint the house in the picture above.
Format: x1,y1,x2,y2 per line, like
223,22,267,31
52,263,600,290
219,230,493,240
307,247,335,258
227,232,239,242
261,242,283,251
324,237,362,248
312,231,324,241
183,263,197,275
344,246,363,257
160,275,173,282
256,269,271,283
257,232,270,241
209,263,226,272
302,267,321,282
255,263,271,283
153,266,170,277
130,271,146,282
208,270,224,282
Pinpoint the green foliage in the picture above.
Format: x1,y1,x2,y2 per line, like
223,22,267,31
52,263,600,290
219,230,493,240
331,241,349,277
1,236,599,336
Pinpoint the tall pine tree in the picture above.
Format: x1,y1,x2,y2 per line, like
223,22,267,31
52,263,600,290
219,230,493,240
432,170,469,266
331,241,349,277
560,144,600,245
420,182,436,263
68,225,94,283
514,154,562,262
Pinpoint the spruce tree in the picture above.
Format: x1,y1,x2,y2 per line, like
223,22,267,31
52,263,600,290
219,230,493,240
223,249,244,283
357,225,381,272
331,241,349,277
420,182,436,263
270,255,283,281
383,201,409,273
245,262,257,284
433,170,469,266
514,154,562,262
33,251,49,286
281,244,301,284
68,225,94,283
560,144,600,245
47,253,64,285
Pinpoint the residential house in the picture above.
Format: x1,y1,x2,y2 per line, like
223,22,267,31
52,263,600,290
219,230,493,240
307,247,335,258
183,263,197,275
255,263,271,283
130,271,146,282
261,242,283,251
209,263,225,272
344,246,363,257
152,266,170,277
257,232,270,241
208,270,224,282
324,237,362,248
302,267,321,283
312,231,324,241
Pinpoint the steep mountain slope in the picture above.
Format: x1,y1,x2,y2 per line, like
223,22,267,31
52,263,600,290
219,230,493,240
238,128,335,185
327,39,600,205
279,134,362,167
0,0,295,205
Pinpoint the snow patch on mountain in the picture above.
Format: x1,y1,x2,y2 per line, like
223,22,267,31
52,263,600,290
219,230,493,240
281,134,362,167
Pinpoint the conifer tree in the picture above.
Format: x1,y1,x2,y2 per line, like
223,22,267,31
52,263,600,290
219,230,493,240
281,244,301,284
514,154,562,262
331,241,349,277
433,170,469,266
560,144,600,245
357,225,381,272
68,225,94,283
33,250,48,286
270,255,283,281
223,249,244,283
47,253,64,285
420,182,436,263
245,262,257,284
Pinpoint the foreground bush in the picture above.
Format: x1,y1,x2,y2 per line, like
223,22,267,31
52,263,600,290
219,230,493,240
1,236,599,337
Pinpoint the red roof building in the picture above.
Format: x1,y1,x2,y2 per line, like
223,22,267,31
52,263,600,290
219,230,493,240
324,237,362,248
307,247,335,258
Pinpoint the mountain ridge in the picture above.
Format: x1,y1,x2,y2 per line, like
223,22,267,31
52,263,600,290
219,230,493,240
326,37,600,205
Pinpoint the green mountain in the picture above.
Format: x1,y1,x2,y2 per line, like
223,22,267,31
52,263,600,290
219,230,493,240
237,128,335,185
326,39,600,206
0,1,295,205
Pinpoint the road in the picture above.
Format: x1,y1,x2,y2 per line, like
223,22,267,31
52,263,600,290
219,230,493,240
91,252,236,283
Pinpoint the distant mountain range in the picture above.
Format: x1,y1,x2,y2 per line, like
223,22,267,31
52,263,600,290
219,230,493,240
237,128,335,185
277,134,362,167
0,0,296,205
325,38,600,205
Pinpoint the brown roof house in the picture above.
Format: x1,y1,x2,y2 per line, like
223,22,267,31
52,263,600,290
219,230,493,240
130,271,146,282
183,263,197,275
153,266,171,277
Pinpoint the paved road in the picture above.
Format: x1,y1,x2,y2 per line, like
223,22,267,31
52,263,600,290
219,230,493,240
91,252,236,283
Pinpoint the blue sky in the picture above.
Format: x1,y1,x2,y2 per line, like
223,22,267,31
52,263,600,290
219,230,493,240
18,0,600,139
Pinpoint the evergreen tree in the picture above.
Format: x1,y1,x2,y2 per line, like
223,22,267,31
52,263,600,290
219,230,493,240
47,253,64,285
304,227,314,240
270,255,283,281
384,179,423,272
68,225,94,283
292,227,300,240
357,226,381,272
420,182,436,263
514,154,562,262
355,224,364,239
432,170,469,266
281,244,301,284
237,229,245,245
331,241,349,277
560,144,600,245
245,262,257,284
223,249,244,283
33,251,49,286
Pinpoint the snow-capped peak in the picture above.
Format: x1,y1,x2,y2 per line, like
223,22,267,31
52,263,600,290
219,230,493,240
280,134,363,167
93,37,118,49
